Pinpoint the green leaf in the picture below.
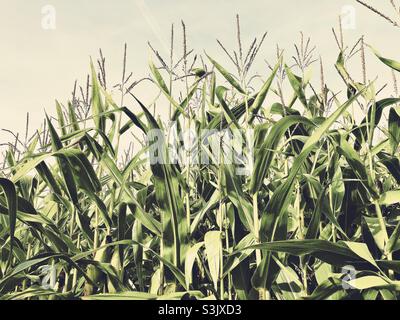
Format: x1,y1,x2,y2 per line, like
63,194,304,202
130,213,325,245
55,100,67,136
0,178,17,267
364,216,386,252
216,86,240,129
387,219,400,254
389,107,400,153
223,165,254,233
149,60,187,116
346,276,392,290
46,116,79,205
250,115,315,194
185,242,204,288
354,98,400,149
206,54,245,94
285,64,307,108
343,241,378,268
239,239,378,267
90,60,106,132
379,190,400,205
369,45,400,72
134,95,188,269
304,277,344,300
337,136,378,199
249,58,281,122
205,231,222,291
252,88,368,290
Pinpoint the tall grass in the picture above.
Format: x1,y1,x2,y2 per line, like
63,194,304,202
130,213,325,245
1,14,400,300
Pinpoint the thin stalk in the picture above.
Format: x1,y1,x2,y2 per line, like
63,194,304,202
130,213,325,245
22,244,31,291
253,192,266,300
159,239,165,294
71,234,80,290
169,24,174,120
217,106,225,300
252,192,261,265
114,43,127,159
69,208,76,237
327,142,336,243
374,200,394,278
94,210,99,250
225,223,232,300
296,182,307,294
219,203,225,300
63,271,69,293
182,20,192,235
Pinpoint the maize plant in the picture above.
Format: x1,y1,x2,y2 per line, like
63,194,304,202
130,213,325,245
2,15,400,300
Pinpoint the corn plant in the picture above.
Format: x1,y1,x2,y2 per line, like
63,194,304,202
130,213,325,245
2,15,400,301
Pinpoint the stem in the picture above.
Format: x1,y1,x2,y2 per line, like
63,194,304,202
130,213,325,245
252,192,261,265
296,182,307,294
374,200,389,243
374,200,394,278
225,225,232,300
94,210,99,250
253,192,266,300
72,234,80,291
70,208,75,237
327,142,336,243
114,43,127,159
219,203,225,299
159,239,165,294
182,21,191,236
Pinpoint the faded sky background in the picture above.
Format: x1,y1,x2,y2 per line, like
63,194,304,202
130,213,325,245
1,0,400,148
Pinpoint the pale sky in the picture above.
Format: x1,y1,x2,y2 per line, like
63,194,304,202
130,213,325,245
1,0,399,150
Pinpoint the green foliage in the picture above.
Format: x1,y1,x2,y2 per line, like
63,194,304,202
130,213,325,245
2,20,400,301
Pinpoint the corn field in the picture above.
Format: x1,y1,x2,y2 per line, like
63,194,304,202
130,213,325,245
3,12,400,300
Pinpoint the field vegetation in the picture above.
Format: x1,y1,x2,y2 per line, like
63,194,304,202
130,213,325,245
2,4,400,300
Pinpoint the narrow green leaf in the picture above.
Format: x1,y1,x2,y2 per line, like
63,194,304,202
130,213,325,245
206,54,245,94
205,231,222,291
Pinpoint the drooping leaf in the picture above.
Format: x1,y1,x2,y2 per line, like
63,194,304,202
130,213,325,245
205,231,222,291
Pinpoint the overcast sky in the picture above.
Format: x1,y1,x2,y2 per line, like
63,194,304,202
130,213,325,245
1,0,399,147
